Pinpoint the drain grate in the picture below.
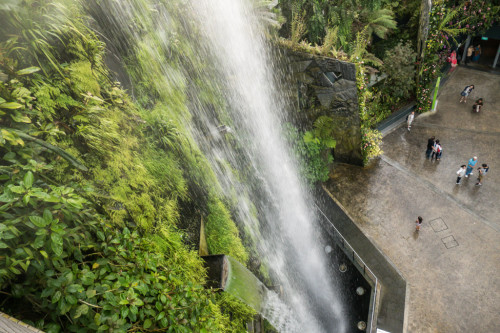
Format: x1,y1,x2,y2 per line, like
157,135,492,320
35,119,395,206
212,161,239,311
441,235,459,249
429,217,448,232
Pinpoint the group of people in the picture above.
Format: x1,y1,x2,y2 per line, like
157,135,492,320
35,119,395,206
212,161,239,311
465,44,482,64
456,156,489,186
459,84,483,113
447,44,482,74
425,136,443,160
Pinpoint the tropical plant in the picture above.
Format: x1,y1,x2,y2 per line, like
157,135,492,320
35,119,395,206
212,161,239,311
381,41,417,102
290,8,307,44
359,8,398,40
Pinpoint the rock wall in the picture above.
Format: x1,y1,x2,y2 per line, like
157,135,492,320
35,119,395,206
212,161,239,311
282,49,363,165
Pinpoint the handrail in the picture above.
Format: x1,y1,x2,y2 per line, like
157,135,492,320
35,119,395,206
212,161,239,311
314,203,378,333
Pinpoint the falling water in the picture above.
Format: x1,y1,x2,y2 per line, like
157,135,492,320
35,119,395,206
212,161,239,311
190,1,345,332
87,0,346,331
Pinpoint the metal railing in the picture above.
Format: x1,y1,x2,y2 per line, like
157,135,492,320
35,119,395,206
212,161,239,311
314,203,379,333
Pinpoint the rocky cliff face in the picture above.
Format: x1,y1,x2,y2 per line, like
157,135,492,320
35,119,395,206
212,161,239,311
283,49,363,165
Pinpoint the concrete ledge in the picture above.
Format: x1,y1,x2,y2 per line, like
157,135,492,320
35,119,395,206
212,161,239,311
314,186,407,333
0,312,44,333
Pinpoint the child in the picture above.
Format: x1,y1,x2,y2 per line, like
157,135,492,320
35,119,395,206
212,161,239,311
472,98,483,113
459,85,474,103
431,140,442,160
407,111,415,131
475,164,489,186
415,216,423,231
456,165,466,185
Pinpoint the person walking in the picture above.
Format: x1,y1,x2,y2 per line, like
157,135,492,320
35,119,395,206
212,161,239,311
431,140,442,160
459,85,474,103
456,165,466,185
465,156,478,177
426,136,435,158
473,45,481,62
466,45,474,64
407,111,415,131
475,164,489,186
415,216,423,231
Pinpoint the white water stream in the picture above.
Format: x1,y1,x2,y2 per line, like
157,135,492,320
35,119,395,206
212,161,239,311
190,1,345,332
88,0,347,331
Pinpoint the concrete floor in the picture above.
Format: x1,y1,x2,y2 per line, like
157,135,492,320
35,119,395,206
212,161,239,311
325,66,500,332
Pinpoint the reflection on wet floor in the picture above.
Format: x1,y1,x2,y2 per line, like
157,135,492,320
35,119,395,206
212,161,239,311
324,66,500,332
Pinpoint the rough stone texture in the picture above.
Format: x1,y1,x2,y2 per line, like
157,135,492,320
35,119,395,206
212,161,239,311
324,66,500,332
282,49,363,165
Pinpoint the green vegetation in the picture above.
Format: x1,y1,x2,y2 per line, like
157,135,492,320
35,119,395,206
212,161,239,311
0,0,256,331
206,197,248,263
416,0,500,112
285,121,334,185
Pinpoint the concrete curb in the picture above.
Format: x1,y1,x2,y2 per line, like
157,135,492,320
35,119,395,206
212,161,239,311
314,185,408,333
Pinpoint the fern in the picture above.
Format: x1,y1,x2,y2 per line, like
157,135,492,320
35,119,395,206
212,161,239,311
68,60,101,96
291,8,307,44
321,26,339,56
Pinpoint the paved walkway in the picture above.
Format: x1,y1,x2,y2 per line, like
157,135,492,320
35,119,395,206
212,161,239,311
0,312,43,333
324,66,500,332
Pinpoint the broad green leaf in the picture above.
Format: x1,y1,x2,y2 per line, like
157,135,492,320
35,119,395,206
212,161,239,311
0,102,23,109
41,287,55,298
40,250,49,258
3,152,15,160
52,291,61,303
67,284,83,293
51,233,63,256
16,67,41,75
30,216,49,228
86,289,97,298
9,185,25,194
74,304,89,318
22,194,30,205
120,307,129,319
24,171,34,188
143,319,152,329
10,112,31,123
9,266,21,274
0,241,8,248
0,97,5,103
43,209,53,222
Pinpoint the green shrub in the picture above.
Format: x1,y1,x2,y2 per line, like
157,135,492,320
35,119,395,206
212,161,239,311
285,123,333,185
0,1,254,330
0,167,229,332
381,41,416,103
361,128,383,164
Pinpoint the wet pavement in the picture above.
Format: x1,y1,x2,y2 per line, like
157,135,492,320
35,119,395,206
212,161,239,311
324,66,500,332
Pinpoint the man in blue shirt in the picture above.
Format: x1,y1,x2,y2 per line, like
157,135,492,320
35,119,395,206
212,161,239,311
465,156,477,178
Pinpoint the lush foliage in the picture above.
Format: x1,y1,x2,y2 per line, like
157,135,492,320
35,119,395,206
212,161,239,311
205,197,249,264
416,0,500,112
280,0,397,54
356,63,384,164
0,0,256,331
285,122,334,184
381,41,417,103
0,170,227,332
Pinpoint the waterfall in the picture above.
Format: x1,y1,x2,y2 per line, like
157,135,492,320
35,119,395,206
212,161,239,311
87,0,346,331
190,1,345,332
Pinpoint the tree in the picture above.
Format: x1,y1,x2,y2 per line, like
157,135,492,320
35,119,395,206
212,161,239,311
382,41,417,102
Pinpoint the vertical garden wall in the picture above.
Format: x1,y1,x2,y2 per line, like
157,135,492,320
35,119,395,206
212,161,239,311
0,0,259,331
